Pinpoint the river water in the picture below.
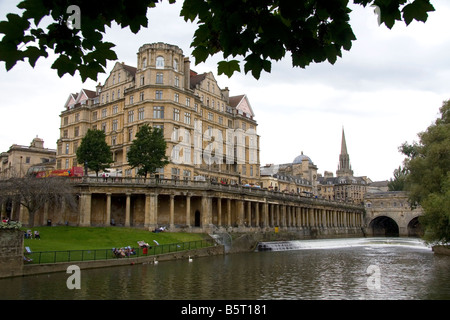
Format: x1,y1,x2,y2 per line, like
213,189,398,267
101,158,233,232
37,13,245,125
0,237,449,300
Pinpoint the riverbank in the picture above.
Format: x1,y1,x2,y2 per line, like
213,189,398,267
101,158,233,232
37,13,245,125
21,244,224,277
432,245,450,256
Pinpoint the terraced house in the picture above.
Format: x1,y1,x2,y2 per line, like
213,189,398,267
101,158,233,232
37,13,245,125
57,42,260,185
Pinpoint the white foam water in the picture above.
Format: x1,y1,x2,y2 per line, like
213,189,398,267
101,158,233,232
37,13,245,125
256,237,431,252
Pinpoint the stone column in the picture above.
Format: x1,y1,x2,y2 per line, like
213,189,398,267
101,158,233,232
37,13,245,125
79,193,92,227
186,194,191,228
247,201,252,227
227,198,231,227
147,194,158,230
217,197,222,227
255,202,260,228
263,202,269,228
106,193,111,226
237,200,244,228
169,194,175,229
125,193,131,227
202,194,212,229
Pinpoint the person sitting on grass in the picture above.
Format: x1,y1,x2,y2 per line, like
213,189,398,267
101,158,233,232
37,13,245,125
34,231,40,239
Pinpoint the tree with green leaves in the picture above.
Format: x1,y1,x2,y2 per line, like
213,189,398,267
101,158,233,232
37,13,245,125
0,0,435,81
387,165,408,191
76,129,113,176
127,125,169,179
400,100,450,245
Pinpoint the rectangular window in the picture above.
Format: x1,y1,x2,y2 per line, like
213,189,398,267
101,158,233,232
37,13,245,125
171,167,180,180
156,73,163,84
173,108,180,121
112,119,118,131
138,108,145,120
155,90,163,100
128,110,134,123
112,105,118,114
184,112,191,125
153,106,164,119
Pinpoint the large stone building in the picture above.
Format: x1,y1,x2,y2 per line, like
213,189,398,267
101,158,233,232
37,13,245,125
0,137,56,179
57,43,260,185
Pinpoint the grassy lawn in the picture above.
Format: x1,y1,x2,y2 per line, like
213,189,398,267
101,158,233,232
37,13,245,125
22,226,208,252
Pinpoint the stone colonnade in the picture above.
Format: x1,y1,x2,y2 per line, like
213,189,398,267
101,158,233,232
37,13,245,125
76,187,364,234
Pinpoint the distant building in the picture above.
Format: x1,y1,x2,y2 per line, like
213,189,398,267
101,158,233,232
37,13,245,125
259,151,317,195
57,42,260,184
317,128,369,204
0,137,56,179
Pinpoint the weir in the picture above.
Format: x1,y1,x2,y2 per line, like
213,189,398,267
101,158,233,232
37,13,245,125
256,237,431,252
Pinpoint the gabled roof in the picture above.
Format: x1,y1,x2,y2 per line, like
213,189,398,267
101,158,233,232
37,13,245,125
190,72,207,90
75,89,97,104
64,93,78,109
122,63,137,77
229,94,255,117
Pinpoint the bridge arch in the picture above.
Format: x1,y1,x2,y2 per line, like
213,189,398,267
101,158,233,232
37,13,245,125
407,216,423,237
369,216,399,237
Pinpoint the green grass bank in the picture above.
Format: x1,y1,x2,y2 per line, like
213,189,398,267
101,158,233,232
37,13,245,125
22,226,208,252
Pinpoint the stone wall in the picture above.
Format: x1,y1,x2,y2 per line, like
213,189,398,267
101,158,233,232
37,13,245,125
0,229,24,278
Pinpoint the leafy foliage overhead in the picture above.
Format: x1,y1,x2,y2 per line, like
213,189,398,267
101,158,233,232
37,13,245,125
0,0,435,81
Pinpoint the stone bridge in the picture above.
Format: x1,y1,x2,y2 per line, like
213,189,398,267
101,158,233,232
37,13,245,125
364,191,423,237
13,177,365,238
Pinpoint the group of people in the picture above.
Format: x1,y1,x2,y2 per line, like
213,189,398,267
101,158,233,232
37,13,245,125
24,230,40,239
112,246,136,258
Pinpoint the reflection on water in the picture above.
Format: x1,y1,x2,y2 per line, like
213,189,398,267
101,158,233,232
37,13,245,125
0,238,449,300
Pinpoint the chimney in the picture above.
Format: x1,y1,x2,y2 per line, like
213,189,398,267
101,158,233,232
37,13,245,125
184,57,191,89
222,87,230,103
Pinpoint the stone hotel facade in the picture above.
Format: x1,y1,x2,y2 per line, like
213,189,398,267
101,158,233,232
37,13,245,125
57,43,260,185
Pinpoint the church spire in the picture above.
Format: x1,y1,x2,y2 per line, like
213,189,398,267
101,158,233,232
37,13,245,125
340,127,348,155
336,127,353,177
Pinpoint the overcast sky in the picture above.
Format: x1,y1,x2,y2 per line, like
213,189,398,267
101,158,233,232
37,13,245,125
0,1,448,182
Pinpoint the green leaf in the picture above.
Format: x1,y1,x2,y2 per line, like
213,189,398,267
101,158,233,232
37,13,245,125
191,45,210,65
402,0,435,25
217,60,240,77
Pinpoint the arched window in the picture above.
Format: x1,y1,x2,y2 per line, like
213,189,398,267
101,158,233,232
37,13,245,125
142,57,147,68
173,58,179,71
156,56,164,69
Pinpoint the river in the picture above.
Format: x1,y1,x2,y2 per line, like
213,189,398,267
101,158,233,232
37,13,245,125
0,237,449,300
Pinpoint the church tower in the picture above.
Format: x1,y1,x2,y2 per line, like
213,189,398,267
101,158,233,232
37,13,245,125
336,127,353,177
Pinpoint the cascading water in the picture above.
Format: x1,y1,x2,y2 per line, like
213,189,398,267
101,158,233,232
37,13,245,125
256,237,431,252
